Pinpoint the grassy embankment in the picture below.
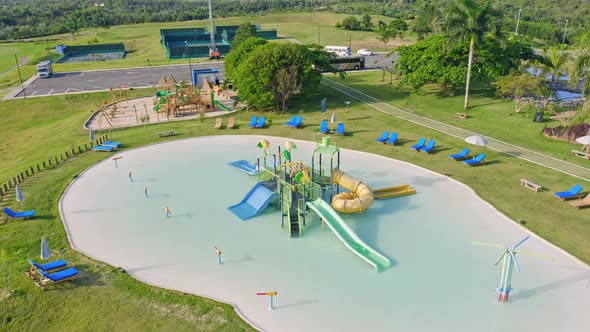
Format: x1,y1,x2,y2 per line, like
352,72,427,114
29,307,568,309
0,12,413,93
1,71,589,329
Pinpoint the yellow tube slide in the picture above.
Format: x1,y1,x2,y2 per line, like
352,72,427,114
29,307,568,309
331,169,374,213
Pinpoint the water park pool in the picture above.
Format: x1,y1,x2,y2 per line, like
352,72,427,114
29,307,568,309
60,135,590,331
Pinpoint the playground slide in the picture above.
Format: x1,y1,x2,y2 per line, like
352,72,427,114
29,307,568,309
214,100,231,111
331,169,374,213
228,183,277,220
307,199,391,272
373,184,416,199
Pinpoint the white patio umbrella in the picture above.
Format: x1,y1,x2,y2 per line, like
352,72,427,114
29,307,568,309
576,136,590,151
465,135,488,147
330,112,336,132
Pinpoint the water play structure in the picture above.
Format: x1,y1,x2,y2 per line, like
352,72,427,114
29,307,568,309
228,136,416,271
473,236,554,302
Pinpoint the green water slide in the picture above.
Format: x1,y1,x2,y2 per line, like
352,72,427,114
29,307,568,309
211,93,231,111
306,199,391,272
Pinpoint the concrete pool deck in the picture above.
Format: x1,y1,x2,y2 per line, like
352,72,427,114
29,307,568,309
60,135,590,331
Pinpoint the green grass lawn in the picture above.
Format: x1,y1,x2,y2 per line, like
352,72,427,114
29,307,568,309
1,76,589,329
337,71,589,168
0,12,415,94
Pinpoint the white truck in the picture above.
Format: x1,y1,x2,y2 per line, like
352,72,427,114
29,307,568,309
324,45,352,57
36,61,53,78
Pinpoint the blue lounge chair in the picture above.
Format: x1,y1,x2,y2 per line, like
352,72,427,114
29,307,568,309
92,145,115,152
2,207,36,220
463,153,486,166
449,148,470,160
554,184,584,200
320,120,329,134
376,131,389,143
420,139,436,153
385,132,398,145
26,259,67,278
101,141,121,147
336,123,344,135
255,116,266,128
36,267,79,289
291,116,303,128
284,116,297,126
410,138,426,151
248,116,257,128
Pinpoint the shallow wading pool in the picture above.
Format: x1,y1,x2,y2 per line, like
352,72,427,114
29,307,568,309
60,135,590,332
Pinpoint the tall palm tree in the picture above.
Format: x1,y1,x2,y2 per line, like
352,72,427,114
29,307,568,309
540,46,570,83
568,49,589,95
445,0,502,110
569,32,590,96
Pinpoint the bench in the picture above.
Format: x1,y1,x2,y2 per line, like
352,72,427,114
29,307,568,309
571,149,590,160
520,179,543,192
456,112,469,119
157,130,174,138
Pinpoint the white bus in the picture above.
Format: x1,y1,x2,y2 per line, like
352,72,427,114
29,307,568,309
324,45,351,57
36,61,53,78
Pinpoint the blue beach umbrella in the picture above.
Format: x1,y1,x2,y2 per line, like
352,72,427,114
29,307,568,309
89,129,95,142
41,237,51,261
15,185,24,203
15,185,24,210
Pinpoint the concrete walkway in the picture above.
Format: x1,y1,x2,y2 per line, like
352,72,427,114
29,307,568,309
322,77,590,182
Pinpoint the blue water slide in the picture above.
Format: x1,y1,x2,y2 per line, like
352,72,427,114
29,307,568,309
228,160,259,175
228,183,277,220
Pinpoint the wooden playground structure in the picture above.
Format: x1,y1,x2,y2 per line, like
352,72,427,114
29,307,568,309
87,74,239,130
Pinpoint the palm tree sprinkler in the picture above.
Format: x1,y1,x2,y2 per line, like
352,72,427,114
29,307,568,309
473,236,554,302
445,0,502,110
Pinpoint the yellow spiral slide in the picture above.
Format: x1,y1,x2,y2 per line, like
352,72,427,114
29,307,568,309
331,169,375,213
331,169,416,213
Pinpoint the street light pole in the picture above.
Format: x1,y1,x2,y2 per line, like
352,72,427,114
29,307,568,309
514,9,522,36
562,19,569,44
348,33,352,55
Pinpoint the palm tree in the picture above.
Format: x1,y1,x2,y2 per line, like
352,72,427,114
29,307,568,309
540,46,570,83
568,49,589,95
568,32,590,96
445,0,502,110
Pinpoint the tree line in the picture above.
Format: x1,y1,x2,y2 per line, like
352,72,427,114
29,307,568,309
1,0,588,44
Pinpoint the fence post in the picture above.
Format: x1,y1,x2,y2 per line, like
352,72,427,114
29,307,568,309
71,148,75,156
13,177,18,186
30,166,34,174
54,156,58,164
78,146,83,154
25,170,30,177
90,142,94,148
65,151,69,159
37,164,41,172
3,183,7,193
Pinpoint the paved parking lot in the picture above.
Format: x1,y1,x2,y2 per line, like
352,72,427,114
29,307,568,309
13,53,396,99
16,62,224,98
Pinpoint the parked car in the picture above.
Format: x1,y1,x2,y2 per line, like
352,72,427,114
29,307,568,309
357,49,374,56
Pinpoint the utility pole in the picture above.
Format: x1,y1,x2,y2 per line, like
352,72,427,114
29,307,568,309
45,39,51,62
514,9,522,36
561,19,570,44
14,54,26,99
207,0,219,59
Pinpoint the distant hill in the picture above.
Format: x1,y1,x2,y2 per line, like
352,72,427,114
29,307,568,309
1,0,588,43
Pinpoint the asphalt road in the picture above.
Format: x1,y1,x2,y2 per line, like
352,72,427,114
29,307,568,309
15,53,396,98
